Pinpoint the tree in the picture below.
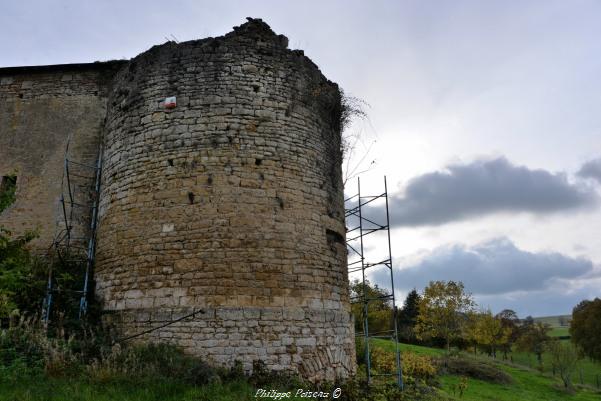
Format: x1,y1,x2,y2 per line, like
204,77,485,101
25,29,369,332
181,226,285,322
548,340,581,390
570,298,601,363
396,289,420,343
415,280,475,352
496,309,520,360
522,315,535,326
349,279,393,336
475,310,511,359
463,310,481,355
516,322,551,366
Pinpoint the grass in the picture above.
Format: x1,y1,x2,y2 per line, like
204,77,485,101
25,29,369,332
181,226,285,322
0,377,257,401
368,339,601,401
550,327,571,337
440,368,599,401
0,377,336,401
2,332,600,401
510,346,601,388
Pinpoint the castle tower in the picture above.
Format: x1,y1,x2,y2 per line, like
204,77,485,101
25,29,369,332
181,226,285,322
95,19,355,380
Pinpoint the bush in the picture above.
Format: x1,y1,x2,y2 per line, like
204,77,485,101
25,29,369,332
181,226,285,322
0,316,80,379
0,174,17,213
402,352,437,381
370,348,436,383
371,346,397,374
438,357,512,384
88,342,219,385
248,359,304,389
0,228,47,319
356,336,366,365
336,378,450,401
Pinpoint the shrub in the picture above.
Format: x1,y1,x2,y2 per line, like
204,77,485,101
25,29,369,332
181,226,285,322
402,352,437,381
0,316,80,378
438,357,512,384
355,336,366,365
87,342,219,385
370,346,397,374
0,228,46,319
248,359,304,389
0,174,17,213
370,348,436,383
336,378,450,401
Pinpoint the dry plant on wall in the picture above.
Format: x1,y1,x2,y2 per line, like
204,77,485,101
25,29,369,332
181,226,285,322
339,91,376,187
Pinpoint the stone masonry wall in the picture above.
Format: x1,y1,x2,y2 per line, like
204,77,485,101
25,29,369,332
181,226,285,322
0,63,123,250
95,19,355,381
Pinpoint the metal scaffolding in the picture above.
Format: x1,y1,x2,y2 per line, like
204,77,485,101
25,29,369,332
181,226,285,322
42,139,102,323
345,176,402,388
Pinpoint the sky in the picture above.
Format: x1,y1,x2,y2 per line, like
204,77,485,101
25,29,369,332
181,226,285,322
2,0,600,317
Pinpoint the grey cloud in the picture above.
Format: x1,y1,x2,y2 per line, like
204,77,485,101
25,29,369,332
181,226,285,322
371,158,598,227
474,284,601,318
577,158,601,184
375,238,593,296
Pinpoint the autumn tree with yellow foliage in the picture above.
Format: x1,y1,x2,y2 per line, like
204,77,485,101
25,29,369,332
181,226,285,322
415,280,475,353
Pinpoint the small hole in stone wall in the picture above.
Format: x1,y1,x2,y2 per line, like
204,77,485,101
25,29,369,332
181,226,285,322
253,85,260,93
259,173,264,181
18,93,23,99
207,175,213,185
168,159,174,166
276,196,284,210
255,158,262,166
188,192,195,204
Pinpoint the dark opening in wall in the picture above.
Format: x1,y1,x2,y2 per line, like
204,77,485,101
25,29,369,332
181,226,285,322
255,158,262,166
326,229,345,246
188,192,195,204
0,175,17,213
168,159,174,166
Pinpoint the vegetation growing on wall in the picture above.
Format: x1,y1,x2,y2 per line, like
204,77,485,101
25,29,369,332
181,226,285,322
0,175,17,214
0,229,46,319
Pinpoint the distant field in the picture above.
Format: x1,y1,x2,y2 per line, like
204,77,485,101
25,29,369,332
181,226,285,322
549,327,570,337
533,315,571,328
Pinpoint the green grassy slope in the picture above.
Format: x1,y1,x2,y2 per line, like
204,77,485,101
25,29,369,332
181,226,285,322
550,327,571,337
369,339,601,401
510,347,601,388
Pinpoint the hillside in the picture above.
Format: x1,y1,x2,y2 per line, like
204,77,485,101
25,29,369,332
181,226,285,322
371,339,601,401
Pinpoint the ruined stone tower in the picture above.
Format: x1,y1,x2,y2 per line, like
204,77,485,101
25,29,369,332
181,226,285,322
0,18,355,380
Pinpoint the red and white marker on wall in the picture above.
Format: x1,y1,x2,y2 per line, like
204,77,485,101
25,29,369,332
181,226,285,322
164,96,177,109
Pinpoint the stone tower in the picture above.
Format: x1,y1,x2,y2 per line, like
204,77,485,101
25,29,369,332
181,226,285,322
94,19,355,380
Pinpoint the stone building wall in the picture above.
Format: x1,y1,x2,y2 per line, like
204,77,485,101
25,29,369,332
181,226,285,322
0,18,356,381
95,19,354,380
0,62,123,249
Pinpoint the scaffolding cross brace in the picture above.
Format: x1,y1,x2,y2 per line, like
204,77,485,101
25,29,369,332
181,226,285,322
345,176,403,388
42,138,102,324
